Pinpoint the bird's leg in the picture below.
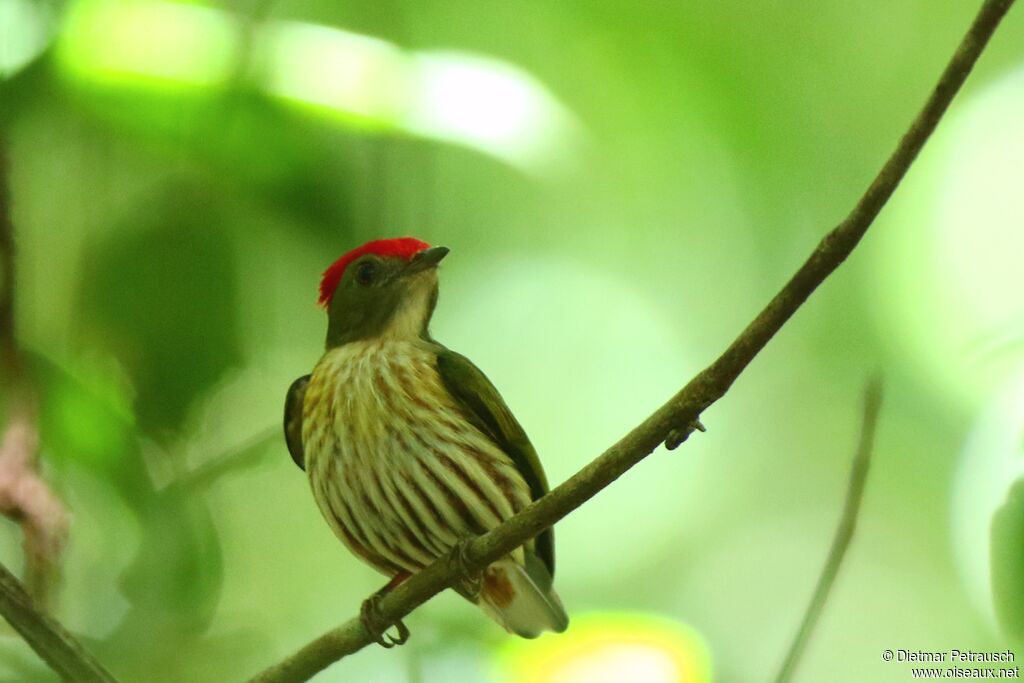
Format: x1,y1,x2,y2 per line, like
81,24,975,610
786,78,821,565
360,571,411,648
447,539,484,600
664,417,707,450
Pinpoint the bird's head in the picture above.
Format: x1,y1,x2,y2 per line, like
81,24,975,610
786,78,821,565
318,237,450,347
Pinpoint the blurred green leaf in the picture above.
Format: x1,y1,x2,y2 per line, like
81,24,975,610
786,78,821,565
30,352,157,507
119,491,224,632
79,185,241,437
61,86,358,228
992,477,1024,642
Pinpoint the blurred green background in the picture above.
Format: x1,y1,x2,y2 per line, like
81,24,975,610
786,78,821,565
2,1,1024,681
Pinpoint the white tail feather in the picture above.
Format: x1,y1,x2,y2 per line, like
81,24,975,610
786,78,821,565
479,558,568,638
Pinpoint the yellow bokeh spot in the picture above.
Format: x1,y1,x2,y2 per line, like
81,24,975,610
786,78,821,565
58,0,238,87
495,612,712,683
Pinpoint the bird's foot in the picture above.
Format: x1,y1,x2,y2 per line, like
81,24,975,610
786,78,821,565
665,418,706,450
447,539,484,600
359,573,411,648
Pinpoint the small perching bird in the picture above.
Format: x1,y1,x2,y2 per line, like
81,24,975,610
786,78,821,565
284,238,568,646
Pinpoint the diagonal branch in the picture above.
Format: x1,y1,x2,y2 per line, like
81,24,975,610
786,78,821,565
247,1,1016,681
771,378,883,683
0,560,120,683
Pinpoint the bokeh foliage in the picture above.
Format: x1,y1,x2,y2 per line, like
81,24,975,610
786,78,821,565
2,1,1024,681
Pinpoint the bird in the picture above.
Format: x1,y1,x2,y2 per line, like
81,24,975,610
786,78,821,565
284,237,568,646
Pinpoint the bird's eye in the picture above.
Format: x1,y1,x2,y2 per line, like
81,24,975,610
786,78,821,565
355,261,377,285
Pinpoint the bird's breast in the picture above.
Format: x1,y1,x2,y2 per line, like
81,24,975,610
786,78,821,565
306,340,442,445
301,339,531,575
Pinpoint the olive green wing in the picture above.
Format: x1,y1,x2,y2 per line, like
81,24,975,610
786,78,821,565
434,348,555,577
284,375,310,471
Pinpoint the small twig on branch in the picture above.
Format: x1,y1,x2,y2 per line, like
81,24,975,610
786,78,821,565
771,378,883,683
0,560,120,683
0,137,70,608
246,2,1016,682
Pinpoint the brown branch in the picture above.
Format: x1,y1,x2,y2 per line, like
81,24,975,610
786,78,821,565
247,2,1017,681
0,560,120,683
771,378,883,683
0,138,70,609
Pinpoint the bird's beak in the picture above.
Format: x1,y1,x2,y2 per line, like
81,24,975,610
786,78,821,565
402,246,450,277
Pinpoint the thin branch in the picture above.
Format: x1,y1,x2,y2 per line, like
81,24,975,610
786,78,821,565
0,560,120,683
771,378,883,683
247,2,1016,681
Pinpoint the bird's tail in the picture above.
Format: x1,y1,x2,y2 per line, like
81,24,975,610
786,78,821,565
478,553,568,638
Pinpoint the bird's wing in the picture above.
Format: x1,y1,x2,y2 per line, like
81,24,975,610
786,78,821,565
434,348,555,577
284,375,310,471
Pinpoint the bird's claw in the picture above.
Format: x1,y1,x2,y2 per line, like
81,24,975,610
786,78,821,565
447,539,483,599
360,593,410,648
665,418,706,450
